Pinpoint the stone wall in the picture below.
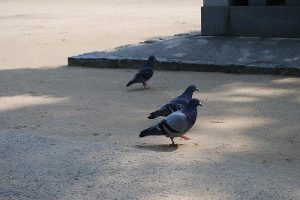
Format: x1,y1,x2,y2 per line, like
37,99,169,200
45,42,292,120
201,0,300,37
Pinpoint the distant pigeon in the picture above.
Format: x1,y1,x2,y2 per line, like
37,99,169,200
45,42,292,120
140,98,202,147
148,85,199,119
126,56,155,89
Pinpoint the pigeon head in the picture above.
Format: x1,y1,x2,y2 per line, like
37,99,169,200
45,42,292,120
185,98,202,110
186,85,199,93
182,85,199,97
143,56,156,68
148,56,156,62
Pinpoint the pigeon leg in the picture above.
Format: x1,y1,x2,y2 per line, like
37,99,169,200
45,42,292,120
169,137,178,147
181,135,190,140
143,82,149,89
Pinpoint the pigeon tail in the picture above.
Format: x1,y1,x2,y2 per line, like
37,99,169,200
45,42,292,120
147,110,160,119
139,126,164,137
126,79,136,87
147,104,173,119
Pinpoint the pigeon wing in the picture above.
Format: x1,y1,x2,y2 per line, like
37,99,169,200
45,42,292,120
139,68,153,81
170,98,189,110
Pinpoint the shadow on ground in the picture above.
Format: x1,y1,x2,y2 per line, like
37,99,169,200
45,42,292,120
0,66,299,199
134,144,179,152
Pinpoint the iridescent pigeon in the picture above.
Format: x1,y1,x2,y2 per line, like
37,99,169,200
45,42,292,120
126,56,155,89
148,85,199,119
140,98,202,147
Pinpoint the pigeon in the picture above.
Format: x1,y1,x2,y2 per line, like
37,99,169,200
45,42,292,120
148,85,199,119
140,98,202,147
126,56,155,89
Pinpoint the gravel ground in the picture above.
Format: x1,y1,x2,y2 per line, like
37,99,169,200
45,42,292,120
0,68,299,199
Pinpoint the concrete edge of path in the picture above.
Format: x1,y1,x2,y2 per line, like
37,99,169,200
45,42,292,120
68,33,300,76
68,57,300,76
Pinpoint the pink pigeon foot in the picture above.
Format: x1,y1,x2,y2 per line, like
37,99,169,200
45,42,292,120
181,135,190,140
143,83,149,89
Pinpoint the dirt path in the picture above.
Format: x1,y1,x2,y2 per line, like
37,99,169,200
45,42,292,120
0,0,201,69
1,67,299,199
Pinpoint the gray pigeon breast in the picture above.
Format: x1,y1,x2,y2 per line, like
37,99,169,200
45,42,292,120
164,111,188,137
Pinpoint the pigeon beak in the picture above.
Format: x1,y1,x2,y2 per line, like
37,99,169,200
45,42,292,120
198,102,202,107
196,88,199,91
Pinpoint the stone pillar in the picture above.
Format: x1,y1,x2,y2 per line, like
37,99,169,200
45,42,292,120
249,0,268,6
287,0,300,6
201,0,230,35
231,0,249,6
203,0,230,6
202,0,300,37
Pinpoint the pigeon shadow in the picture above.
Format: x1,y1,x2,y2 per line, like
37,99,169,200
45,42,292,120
126,87,151,92
134,144,182,152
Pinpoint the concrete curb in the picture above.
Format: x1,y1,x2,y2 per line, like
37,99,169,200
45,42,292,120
68,33,300,76
68,57,300,76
